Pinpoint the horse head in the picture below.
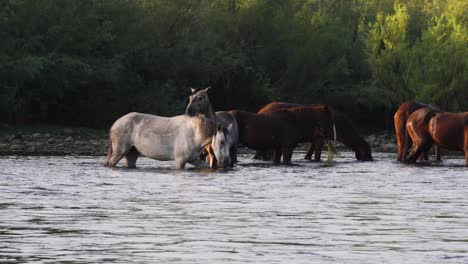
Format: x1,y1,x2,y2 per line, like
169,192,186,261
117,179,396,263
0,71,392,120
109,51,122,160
211,122,233,169
185,86,213,117
355,141,373,161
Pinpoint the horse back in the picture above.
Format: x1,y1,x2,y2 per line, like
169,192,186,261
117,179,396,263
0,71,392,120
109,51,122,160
230,110,298,149
258,102,300,114
429,112,467,150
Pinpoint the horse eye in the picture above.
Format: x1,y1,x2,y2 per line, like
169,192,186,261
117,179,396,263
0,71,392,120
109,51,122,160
198,97,202,101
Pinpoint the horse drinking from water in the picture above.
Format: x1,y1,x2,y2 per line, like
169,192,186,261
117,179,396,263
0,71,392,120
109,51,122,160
394,101,440,162
406,109,468,166
185,87,238,167
103,112,231,169
231,105,336,164
256,102,373,161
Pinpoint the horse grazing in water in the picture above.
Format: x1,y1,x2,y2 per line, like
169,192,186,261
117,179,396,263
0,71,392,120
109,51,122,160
185,87,238,167
255,102,372,161
103,112,231,169
394,101,440,162
406,109,468,166
231,106,336,164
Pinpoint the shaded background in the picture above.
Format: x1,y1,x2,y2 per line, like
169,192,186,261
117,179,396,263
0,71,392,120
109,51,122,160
0,0,466,129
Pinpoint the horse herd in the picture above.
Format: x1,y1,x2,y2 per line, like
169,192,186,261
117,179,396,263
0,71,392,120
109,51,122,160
103,87,468,169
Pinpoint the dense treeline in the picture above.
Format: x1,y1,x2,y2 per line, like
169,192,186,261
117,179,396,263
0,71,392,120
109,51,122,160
0,0,466,128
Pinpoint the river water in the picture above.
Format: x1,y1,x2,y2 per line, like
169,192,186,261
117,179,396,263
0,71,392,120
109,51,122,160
0,152,467,263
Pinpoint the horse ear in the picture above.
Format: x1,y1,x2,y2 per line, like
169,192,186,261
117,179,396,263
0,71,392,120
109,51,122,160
204,86,211,93
190,87,196,94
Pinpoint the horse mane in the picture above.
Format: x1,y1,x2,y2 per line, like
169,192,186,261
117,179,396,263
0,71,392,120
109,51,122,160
193,114,216,143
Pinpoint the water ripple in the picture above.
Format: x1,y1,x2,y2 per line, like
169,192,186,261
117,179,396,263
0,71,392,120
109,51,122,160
0,153,467,263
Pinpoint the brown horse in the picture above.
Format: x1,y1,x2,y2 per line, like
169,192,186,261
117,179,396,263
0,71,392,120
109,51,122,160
231,106,335,164
394,101,440,161
256,102,373,161
406,108,467,166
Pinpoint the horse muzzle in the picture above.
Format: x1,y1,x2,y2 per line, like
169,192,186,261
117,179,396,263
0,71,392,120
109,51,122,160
217,159,230,169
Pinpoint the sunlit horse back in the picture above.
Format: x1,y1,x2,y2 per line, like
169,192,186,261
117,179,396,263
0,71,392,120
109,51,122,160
394,101,440,161
406,108,467,166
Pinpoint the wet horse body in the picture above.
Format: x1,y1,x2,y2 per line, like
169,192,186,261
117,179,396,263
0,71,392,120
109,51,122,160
104,112,228,169
256,102,372,161
406,109,468,165
394,101,440,161
185,88,238,167
232,106,336,164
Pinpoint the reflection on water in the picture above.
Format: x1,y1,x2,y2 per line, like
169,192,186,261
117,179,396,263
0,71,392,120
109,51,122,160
0,152,467,263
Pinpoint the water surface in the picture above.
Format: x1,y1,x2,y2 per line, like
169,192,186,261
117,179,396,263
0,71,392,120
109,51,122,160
1,152,467,263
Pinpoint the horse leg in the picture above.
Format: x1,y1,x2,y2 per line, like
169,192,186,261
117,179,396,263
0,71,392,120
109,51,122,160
175,157,186,169
199,146,210,162
107,141,129,167
396,136,404,162
406,141,424,163
304,143,314,160
434,144,441,162
407,140,431,164
418,147,430,161
229,146,237,166
273,147,282,165
314,140,324,162
464,130,468,166
282,147,294,165
403,132,413,162
207,153,217,169
124,147,139,168
465,147,468,167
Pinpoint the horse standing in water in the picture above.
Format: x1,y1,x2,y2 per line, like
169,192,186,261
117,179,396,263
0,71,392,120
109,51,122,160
103,112,231,169
406,108,468,166
394,101,440,162
231,105,336,164
185,87,238,167
255,102,373,161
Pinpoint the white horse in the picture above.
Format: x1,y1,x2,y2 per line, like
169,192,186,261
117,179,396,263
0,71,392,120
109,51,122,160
103,112,231,169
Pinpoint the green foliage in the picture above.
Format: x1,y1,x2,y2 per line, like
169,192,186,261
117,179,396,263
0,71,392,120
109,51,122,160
0,0,466,128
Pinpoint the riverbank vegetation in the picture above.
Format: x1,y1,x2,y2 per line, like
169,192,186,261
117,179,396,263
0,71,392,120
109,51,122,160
0,0,466,128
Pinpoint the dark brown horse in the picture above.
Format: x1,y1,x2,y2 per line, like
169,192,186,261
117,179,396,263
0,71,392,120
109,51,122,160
231,106,335,164
394,101,440,161
256,102,373,161
406,108,467,166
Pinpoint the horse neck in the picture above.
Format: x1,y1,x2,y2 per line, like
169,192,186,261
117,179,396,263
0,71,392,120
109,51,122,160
203,102,217,121
342,133,367,151
194,116,216,146
332,115,366,150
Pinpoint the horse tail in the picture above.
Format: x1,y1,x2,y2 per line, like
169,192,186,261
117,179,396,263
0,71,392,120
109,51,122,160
332,122,337,143
394,110,408,161
104,128,113,166
327,106,337,143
